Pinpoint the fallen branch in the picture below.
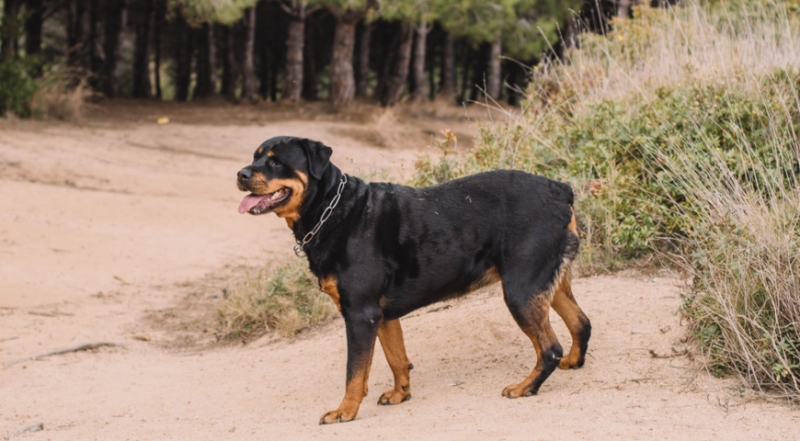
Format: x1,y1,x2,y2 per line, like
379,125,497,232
9,422,43,439
28,311,74,317
0,336,19,343
649,348,689,359
4,342,122,367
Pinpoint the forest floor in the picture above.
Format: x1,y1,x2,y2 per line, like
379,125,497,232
1,100,798,440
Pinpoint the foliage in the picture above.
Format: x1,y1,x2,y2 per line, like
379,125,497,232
0,58,40,117
168,0,258,25
673,147,800,394
413,1,800,395
437,0,581,59
217,259,337,339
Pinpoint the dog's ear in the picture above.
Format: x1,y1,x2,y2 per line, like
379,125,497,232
302,139,333,180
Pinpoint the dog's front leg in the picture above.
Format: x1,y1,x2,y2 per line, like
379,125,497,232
319,307,380,424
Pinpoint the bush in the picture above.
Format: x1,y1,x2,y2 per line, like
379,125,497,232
412,1,800,395
0,59,39,117
0,59,87,120
217,259,337,339
672,146,800,394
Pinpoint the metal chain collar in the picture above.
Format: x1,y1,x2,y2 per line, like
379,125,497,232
293,174,348,257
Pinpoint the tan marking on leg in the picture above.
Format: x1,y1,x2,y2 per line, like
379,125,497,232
377,319,412,405
502,296,562,398
551,267,590,369
320,340,376,424
320,276,341,311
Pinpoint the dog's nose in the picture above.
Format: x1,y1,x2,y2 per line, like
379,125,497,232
237,168,252,182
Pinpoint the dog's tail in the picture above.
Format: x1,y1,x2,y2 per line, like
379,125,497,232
549,179,575,206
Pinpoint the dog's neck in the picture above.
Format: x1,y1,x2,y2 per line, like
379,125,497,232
290,164,357,251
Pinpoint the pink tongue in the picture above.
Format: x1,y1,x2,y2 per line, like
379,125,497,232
238,194,271,214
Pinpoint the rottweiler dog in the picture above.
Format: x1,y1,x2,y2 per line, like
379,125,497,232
236,136,591,424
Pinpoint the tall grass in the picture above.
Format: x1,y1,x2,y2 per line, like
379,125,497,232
413,1,800,396
664,136,800,395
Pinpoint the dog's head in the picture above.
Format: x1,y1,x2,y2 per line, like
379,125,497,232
236,137,332,222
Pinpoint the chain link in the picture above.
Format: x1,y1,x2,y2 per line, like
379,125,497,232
293,174,348,257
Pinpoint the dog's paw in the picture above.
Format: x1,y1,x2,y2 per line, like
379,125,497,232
377,388,411,406
319,407,358,425
558,354,585,370
501,382,536,399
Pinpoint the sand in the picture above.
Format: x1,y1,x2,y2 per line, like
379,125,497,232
1,104,797,440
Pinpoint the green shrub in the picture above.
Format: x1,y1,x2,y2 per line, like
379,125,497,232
412,1,800,395
0,59,39,117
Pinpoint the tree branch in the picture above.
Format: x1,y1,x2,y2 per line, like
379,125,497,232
4,342,122,367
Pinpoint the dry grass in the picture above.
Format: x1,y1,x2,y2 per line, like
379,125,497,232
559,1,800,396
30,67,89,121
412,1,800,396
535,1,800,112
217,259,337,340
656,137,800,396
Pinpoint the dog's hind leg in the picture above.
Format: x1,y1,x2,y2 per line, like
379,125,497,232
550,268,591,369
376,319,413,405
501,286,564,398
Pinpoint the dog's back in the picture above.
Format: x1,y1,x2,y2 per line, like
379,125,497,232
354,170,578,319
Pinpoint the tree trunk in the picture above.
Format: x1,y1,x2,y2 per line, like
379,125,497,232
222,25,237,100
103,0,126,97
257,1,270,100
382,23,414,107
301,13,318,101
469,43,487,102
154,0,164,98
486,29,502,100
132,0,154,98
24,0,43,56
438,32,454,101
410,22,429,101
617,0,632,18
66,0,85,72
506,60,519,106
355,22,372,98
428,50,435,100
270,35,279,101
2,0,19,60
375,26,399,104
329,18,357,106
173,15,193,101
241,7,256,101
88,0,99,85
458,44,471,103
195,22,217,98
283,4,306,103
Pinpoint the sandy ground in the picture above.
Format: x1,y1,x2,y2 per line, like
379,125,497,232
1,103,798,440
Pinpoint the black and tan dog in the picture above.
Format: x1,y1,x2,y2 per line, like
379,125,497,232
236,136,591,424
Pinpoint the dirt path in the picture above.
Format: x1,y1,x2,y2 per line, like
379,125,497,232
1,106,798,440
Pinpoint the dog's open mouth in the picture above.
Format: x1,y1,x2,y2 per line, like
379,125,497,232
238,188,291,215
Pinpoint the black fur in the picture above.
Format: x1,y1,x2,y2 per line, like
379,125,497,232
237,136,588,421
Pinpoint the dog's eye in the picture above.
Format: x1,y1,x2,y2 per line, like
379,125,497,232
268,158,281,168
